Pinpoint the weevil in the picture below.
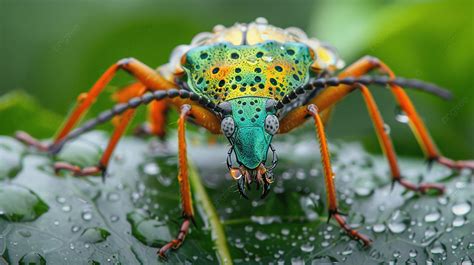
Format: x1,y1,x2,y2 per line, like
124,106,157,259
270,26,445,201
15,18,474,257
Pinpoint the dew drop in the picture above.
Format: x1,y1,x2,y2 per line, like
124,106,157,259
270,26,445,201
300,243,314,252
372,224,386,233
354,186,374,197
56,196,66,204
321,241,330,247
281,228,290,236
452,216,465,227
19,252,46,265
430,242,446,255
388,210,409,234
255,231,268,241
18,230,31,238
61,205,72,212
81,210,93,221
143,162,160,175
451,201,471,216
395,109,409,123
80,227,111,243
107,192,120,202
0,185,49,222
383,124,391,134
71,225,81,233
424,210,441,223
110,215,119,222
422,225,438,243
341,246,353,256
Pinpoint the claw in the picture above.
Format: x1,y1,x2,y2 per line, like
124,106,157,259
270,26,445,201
15,131,50,152
237,177,248,199
54,161,105,177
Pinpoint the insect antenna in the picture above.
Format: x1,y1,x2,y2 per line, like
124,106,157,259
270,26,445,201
50,89,221,153
275,75,453,110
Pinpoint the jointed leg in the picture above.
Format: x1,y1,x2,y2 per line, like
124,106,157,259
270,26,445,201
307,104,371,245
54,108,138,177
358,84,444,193
158,104,194,258
340,57,473,169
16,58,174,151
281,56,473,170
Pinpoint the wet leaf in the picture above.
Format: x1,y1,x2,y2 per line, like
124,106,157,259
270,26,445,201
0,130,472,264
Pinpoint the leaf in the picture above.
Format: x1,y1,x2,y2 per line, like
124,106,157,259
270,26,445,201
0,130,473,264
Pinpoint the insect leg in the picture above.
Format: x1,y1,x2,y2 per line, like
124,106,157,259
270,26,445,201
158,104,195,258
16,58,174,151
344,56,474,170
54,107,138,179
358,84,444,193
307,104,372,246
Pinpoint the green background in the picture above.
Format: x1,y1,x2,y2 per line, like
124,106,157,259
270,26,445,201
1,0,473,157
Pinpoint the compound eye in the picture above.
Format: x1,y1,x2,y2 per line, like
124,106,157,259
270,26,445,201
221,117,235,138
264,114,279,135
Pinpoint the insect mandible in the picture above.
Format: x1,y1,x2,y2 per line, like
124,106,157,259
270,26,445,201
15,17,474,257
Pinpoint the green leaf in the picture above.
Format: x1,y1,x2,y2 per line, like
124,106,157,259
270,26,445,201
0,130,472,264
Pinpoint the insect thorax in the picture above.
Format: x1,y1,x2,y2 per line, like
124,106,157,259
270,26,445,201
182,41,314,104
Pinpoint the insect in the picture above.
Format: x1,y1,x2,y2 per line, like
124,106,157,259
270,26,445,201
15,18,474,257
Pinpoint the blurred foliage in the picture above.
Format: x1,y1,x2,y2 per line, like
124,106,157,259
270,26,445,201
0,0,472,158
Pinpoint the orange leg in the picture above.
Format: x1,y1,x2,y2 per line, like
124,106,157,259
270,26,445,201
307,104,371,246
359,84,444,193
16,58,174,151
54,107,138,178
158,104,194,258
280,56,473,170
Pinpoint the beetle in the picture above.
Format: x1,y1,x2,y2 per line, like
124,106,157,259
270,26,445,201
15,18,474,257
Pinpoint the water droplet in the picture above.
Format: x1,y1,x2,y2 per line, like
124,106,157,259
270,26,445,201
388,210,409,234
354,186,374,197
409,249,417,258
110,215,119,222
452,201,471,216
0,184,49,222
244,225,253,233
373,224,386,233
107,192,120,202
56,196,66,204
71,225,81,233
281,228,290,236
255,231,268,241
291,257,304,265
19,252,46,265
430,242,446,255
452,216,465,227
422,225,438,243
234,238,244,249
18,230,31,238
126,210,172,247
395,109,409,123
300,243,314,252
383,124,391,134
81,210,93,221
321,241,330,247
143,162,160,175
341,246,353,256
424,210,441,223
79,227,111,243
61,205,71,212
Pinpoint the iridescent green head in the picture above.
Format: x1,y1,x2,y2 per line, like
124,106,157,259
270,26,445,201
220,97,279,198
